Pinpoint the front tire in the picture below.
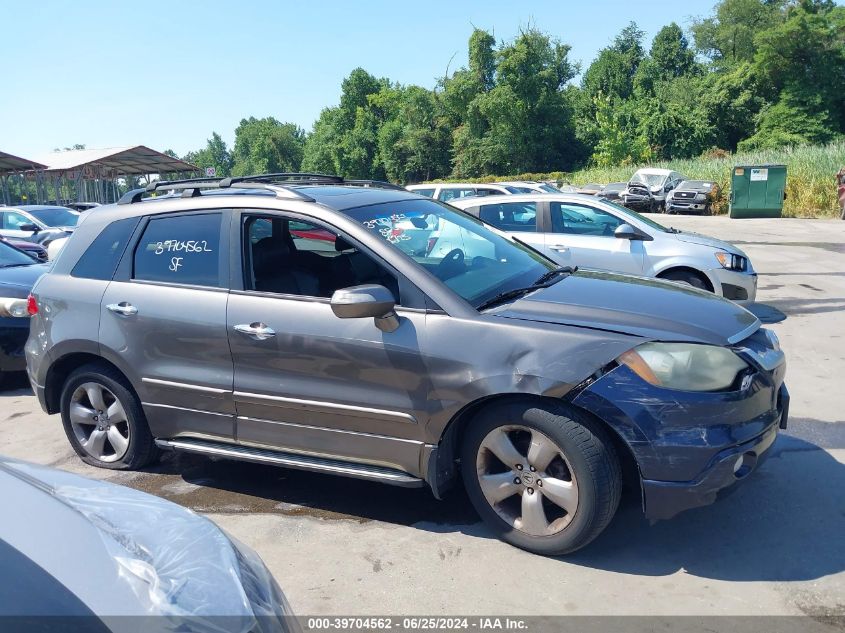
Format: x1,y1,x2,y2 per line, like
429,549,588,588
60,364,158,470
461,401,621,555
660,269,710,292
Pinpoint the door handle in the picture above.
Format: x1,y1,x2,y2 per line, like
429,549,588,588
549,244,569,252
106,302,138,316
234,322,276,341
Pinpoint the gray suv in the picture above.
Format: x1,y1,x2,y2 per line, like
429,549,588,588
26,174,788,555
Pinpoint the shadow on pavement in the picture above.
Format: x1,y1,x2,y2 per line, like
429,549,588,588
564,434,845,582
748,302,787,323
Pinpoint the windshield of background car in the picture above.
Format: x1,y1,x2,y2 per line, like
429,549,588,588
344,199,555,308
538,184,560,193
680,180,713,191
0,239,38,267
28,207,79,227
630,172,667,188
599,199,670,233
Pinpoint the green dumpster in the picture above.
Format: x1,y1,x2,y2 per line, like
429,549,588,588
729,164,787,218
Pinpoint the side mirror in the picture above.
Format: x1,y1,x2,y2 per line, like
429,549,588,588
19,223,40,233
330,284,399,333
614,223,652,241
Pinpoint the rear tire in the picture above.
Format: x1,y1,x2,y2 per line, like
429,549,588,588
60,363,158,470
461,401,621,556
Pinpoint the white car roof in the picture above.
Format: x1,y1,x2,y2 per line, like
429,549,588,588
633,168,673,176
407,183,509,190
448,192,601,208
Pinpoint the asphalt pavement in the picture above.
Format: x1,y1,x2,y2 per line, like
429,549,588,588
1,215,842,618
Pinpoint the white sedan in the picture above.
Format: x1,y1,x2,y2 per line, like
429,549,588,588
449,193,757,304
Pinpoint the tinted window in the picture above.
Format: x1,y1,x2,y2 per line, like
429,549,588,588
133,213,223,287
550,202,624,236
477,202,537,232
0,240,38,267
438,188,475,202
412,188,435,198
244,216,399,301
28,207,79,227
475,188,503,197
72,217,139,281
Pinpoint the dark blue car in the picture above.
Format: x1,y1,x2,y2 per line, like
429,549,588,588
0,240,48,384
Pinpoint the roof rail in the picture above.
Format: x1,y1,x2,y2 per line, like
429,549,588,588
117,172,404,205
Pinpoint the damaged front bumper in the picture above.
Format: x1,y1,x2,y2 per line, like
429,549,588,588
571,355,788,520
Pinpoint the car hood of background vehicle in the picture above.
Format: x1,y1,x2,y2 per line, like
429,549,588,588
0,263,49,296
493,271,759,345
0,457,286,623
673,230,745,255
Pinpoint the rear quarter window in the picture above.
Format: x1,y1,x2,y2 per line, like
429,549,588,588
71,217,140,281
133,213,224,287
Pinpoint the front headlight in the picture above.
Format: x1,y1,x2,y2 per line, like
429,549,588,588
618,342,749,391
0,297,30,318
715,251,748,271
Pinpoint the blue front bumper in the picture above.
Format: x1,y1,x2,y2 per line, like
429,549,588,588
572,352,788,520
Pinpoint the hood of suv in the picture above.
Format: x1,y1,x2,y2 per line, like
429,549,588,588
493,271,759,346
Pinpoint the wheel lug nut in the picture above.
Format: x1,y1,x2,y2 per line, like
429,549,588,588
527,488,534,495
514,477,521,485
537,480,543,487
515,464,523,471
529,466,536,472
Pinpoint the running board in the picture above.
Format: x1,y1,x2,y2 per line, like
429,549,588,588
155,438,424,488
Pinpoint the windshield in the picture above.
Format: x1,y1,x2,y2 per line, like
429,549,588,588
0,239,38,267
28,207,79,227
630,172,668,188
599,199,671,233
344,199,555,308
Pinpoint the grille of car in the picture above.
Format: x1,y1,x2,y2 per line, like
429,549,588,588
674,191,697,200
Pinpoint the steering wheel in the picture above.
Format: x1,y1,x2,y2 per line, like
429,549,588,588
436,248,465,278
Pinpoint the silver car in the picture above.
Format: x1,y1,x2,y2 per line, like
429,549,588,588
0,204,80,247
26,174,786,555
0,456,296,630
451,193,758,304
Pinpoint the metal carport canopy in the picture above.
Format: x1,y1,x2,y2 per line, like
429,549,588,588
34,145,197,175
0,150,46,173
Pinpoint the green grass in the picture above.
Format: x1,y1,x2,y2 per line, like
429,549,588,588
442,141,845,218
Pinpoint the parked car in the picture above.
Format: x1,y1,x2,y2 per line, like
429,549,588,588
451,193,758,304
406,182,511,202
0,235,48,262
495,181,563,194
599,182,627,202
575,183,604,196
666,180,719,215
27,174,787,556
0,204,80,247
622,169,686,212
66,201,102,212
0,455,296,629
1,240,48,384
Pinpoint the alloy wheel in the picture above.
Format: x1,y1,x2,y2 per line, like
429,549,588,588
68,382,130,463
475,425,578,537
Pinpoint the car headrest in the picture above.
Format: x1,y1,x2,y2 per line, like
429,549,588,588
252,237,291,273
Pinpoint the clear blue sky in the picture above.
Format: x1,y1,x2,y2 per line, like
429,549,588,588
3,0,720,159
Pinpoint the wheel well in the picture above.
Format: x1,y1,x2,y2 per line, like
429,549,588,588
657,266,714,292
44,353,127,414
433,394,642,506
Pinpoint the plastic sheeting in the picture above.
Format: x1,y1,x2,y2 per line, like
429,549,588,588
0,457,296,633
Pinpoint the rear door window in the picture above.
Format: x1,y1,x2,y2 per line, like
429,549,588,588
438,188,476,202
477,202,537,232
133,213,224,287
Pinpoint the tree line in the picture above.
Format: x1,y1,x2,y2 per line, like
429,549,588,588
182,0,845,184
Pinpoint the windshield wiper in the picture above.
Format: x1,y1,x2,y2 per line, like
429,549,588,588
533,266,577,286
476,266,577,312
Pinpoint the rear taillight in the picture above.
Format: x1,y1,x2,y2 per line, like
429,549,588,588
27,294,38,316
